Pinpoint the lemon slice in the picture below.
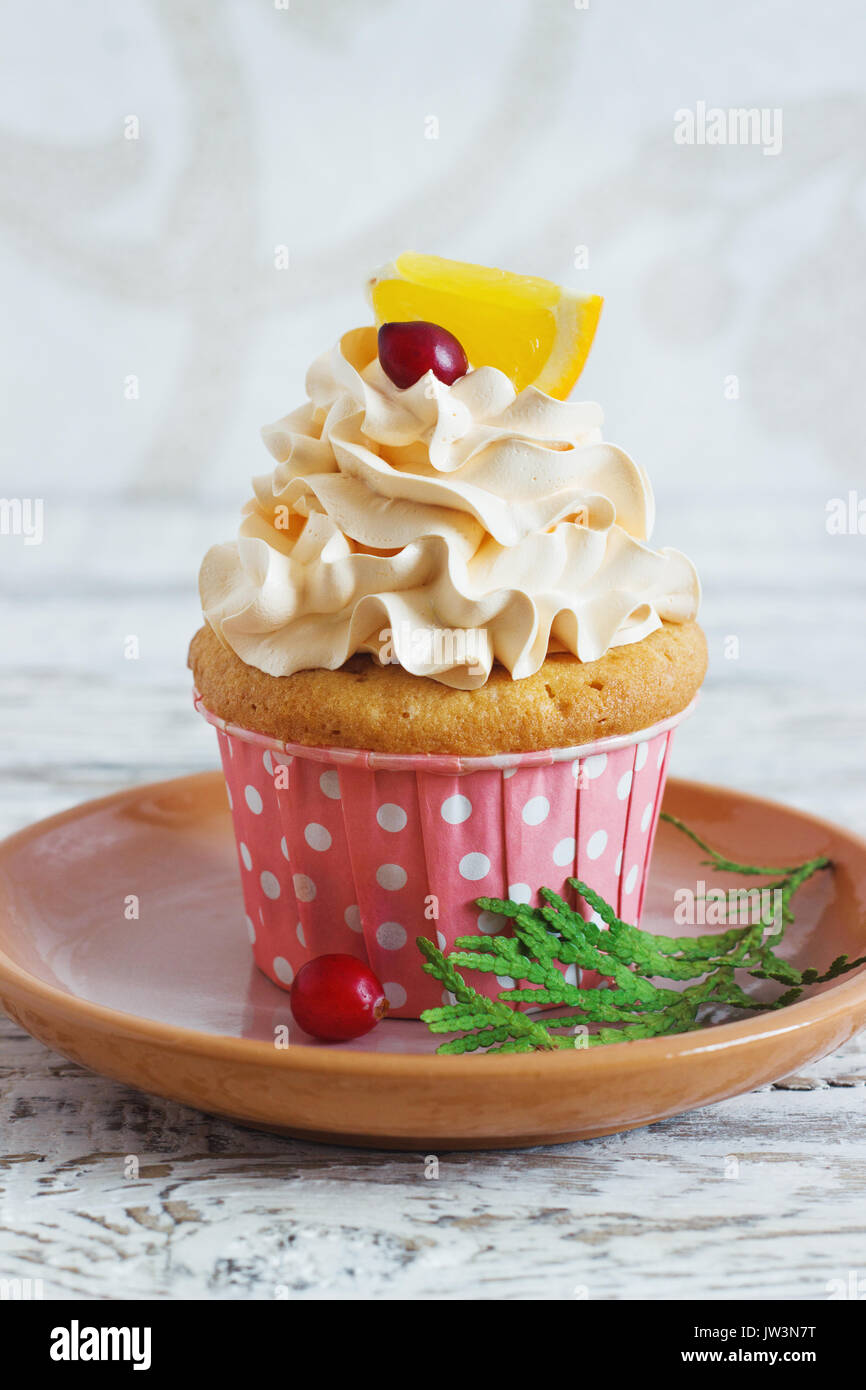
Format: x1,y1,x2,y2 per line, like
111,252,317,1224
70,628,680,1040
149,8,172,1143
368,252,602,398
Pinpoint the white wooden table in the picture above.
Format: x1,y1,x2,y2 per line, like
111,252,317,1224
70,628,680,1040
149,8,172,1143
1,493,864,1301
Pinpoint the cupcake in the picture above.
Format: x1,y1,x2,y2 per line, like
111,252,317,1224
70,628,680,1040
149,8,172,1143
190,254,705,1018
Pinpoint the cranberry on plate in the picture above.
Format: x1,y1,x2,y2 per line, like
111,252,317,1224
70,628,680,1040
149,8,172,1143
291,953,389,1042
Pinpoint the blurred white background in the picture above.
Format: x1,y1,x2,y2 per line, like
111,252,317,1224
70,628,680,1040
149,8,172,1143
1,0,864,828
4,0,865,499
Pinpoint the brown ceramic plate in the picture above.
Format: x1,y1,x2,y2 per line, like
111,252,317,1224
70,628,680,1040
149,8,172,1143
0,772,864,1150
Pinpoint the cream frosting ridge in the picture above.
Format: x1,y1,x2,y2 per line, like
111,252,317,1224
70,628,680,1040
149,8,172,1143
199,326,700,690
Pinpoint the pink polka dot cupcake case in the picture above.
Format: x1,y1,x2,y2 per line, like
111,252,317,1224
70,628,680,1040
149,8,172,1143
190,259,706,1020
195,693,694,1018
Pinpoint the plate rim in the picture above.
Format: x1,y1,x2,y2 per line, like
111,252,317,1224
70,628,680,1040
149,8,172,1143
0,770,864,1080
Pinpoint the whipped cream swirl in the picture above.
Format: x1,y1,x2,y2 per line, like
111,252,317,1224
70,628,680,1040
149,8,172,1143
199,327,700,689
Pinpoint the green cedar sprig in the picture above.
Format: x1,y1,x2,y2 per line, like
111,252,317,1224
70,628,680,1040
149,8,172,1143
417,813,864,1054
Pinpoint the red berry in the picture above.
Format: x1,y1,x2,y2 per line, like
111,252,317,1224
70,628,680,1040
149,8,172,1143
291,953,389,1042
378,320,468,389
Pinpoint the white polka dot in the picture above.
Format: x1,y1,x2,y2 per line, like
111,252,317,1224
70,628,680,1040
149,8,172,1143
296,921,305,947
640,801,654,832
376,863,407,891
441,794,472,825
436,931,447,949
344,904,362,932
615,850,623,876
293,873,316,902
304,822,332,852
377,803,407,833
583,753,608,780
563,962,578,986
239,842,252,871
441,988,455,1006
509,882,532,904
496,975,516,990
657,740,667,768
571,759,582,778
319,770,341,799
280,836,289,860
384,981,407,1009
260,870,281,900
459,852,490,881
225,784,233,809
588,910,605,927
522,795,550,826
502,766,518,779
553,836,576,867
262,750,274,776
376,921,407,950
617,770,633,801
273,956,294,984
244,914,255,943
624,864,639,894
586,829,608,860
244,785,263,815
477,909,504,933
635,742,649,771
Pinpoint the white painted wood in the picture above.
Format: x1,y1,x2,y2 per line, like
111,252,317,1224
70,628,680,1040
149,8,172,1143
1,494,864,1301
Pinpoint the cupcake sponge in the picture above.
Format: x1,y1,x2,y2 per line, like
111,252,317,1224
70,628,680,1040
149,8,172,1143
189,620,707,756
